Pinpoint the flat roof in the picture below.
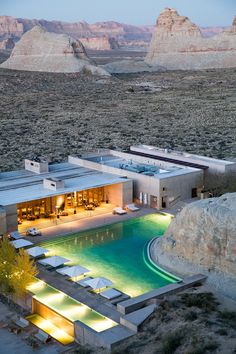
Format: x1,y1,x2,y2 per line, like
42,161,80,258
84,153,201,179
0,162,130,206
132,145,235,167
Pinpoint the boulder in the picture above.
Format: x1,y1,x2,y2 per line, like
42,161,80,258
0,26,110,75
146,8,236,70
152,193,236,299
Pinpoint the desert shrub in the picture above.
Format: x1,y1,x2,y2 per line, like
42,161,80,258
184,310,198,321
180,293,218,312
215,328,228,336
218,311,236,327
161,329,185,354
185,339,219,354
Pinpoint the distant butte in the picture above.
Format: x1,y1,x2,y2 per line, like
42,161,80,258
0,26,110,75
145,8,236,70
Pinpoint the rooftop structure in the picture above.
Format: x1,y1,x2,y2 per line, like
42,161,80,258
0,158,133,234
71,150,204,210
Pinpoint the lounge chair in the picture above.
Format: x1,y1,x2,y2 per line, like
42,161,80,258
126,204,140,212
100,288,122,300
77,276,93,288
14,317,29,329
34,329,51,343
113,207,127,215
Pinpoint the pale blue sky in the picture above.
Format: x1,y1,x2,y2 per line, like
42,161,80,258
1,0,235,26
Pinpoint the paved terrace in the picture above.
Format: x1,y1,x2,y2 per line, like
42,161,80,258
27,207,156,243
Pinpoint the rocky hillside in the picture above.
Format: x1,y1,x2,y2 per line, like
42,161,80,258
0,26,109,75
0,15,153,49
152,193,236,299
145,8,236,70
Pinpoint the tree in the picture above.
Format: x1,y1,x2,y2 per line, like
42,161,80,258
12,248,38,298
0,236,38,300
0,236,16,297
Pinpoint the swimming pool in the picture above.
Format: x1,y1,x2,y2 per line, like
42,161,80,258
40,213,176,297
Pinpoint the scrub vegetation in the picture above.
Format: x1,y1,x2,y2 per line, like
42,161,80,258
0,59,235,172
76,289,236,354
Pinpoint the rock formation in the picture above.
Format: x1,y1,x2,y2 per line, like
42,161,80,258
0,16,153,49
0,26,109,75
152,193,236,299
0,16,24,40
79,36,120,51
146,8,236,70
0,38,15,50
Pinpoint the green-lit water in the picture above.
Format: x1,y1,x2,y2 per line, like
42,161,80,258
28,280,117,331
40,214,174,297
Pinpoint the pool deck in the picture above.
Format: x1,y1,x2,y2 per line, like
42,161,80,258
27,207,157,243
37,265,124,323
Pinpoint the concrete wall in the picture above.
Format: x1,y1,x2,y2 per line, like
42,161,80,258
0,206,7,235
69,155,203,209
104,180,133,208
25,159,49,174
159,170,203,208
5,204,18,233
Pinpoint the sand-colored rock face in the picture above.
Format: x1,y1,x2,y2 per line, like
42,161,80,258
146,8,236,70
0,38,15,50
160,193,236,274
79,36,119,50
0,26,110,75
0,16,24,40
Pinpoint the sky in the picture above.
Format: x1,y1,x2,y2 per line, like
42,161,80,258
1,0,236,27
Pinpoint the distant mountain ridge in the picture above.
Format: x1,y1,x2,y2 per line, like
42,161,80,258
0,15,229,51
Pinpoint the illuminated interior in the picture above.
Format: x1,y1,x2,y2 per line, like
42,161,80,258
17,187,114,232
27,279,117,333
26,314,74,345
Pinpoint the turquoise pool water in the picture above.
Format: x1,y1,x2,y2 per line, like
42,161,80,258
40,213,175,297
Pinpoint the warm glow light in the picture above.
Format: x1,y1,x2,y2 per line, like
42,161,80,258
41,292,65,304
91,318,117,332
27,314,74,345
27,281,46,292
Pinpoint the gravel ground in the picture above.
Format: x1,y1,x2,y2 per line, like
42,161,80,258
0,56,236,172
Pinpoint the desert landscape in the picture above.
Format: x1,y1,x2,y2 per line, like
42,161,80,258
0,59,235,171
0,3,236,354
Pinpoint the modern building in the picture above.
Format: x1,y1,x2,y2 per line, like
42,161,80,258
72,149,205,210
1,146,234,234
0,157,133,234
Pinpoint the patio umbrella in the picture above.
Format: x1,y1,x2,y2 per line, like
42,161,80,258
85,277,113,291
10,231,23,240
26,246,49,258
38,256,70,268
10,239,33,249
63,265,90,278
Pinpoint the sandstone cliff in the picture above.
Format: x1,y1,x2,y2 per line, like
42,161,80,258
0,26,110,75
79,36,119,51
0,16,153,49
152,193,236,299
0,16,24,40
146,8,236,70
0,38,15,50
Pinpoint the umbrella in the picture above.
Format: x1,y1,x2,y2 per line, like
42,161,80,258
56,266,71,275
38,256,70,268
10,239,33,249
10,231,23,240
26,246,49,258
85,277,113,291
63,265,90,278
